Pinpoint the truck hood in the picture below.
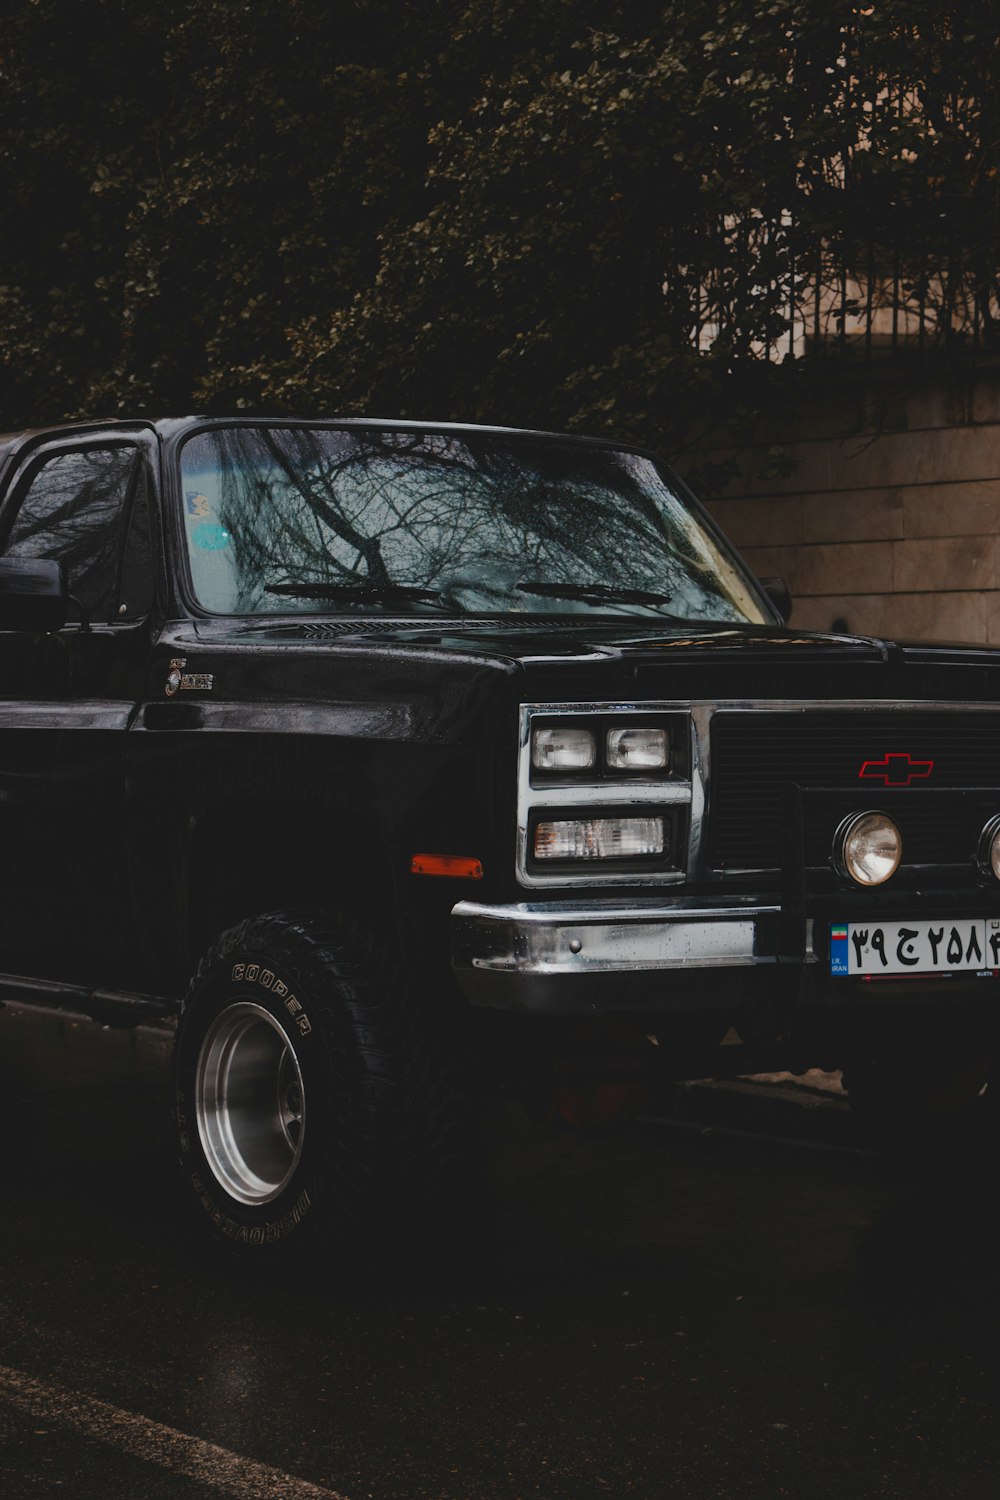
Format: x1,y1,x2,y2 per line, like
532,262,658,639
193,616,1000,704
408,620,1000,701
211,615,880,658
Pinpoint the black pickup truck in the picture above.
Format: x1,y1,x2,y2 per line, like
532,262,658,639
1,417,997,1254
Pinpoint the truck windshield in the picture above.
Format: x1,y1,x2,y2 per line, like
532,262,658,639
178,425,767,623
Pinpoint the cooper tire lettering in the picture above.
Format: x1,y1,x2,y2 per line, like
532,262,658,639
190,1177,311,1243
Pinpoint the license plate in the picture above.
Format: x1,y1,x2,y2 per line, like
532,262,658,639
830,918,1000,976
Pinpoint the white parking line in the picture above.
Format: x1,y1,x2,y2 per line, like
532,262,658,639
0,1365,350,1499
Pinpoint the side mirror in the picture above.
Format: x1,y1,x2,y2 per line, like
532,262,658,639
759,575,792,625
0,557,69,631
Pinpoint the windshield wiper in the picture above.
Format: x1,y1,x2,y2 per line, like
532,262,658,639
516,581,680,612
264,582,444,605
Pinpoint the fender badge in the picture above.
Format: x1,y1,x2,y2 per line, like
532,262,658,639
165,657,215,697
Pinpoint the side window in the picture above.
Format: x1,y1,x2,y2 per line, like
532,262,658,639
3,445,150,623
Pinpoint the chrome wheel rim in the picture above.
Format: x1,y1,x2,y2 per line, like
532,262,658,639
195,1002,306,1206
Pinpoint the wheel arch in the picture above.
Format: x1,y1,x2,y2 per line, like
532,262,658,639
185,797,399,967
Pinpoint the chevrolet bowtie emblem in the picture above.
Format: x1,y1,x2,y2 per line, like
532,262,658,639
858,752,934,786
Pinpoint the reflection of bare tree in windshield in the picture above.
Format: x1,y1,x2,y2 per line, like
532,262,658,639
264,581,444,604
516,581,679,612
180,426,764,622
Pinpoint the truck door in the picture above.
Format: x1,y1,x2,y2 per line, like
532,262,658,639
0,431,157,988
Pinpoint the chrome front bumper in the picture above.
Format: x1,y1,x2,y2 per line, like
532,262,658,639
451,896,800,1014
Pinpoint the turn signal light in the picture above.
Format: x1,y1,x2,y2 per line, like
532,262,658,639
534,816,665,861
411,854,484,878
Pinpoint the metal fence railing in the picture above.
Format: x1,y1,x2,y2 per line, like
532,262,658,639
685,230,999,365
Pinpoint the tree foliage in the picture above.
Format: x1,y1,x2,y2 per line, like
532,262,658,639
1,1,998,447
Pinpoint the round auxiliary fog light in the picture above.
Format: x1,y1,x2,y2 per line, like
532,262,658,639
977,815,1000,881
834,810,902,887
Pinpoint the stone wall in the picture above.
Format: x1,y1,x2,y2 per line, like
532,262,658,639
696,368,1000,644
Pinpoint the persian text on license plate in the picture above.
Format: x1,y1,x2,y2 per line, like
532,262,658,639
830,918,1000,977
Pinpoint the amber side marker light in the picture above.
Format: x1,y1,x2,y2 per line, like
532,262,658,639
411,854,484,878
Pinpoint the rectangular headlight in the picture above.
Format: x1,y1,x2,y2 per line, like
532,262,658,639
534,816,665,860
606,726,669,770
532,726,596,771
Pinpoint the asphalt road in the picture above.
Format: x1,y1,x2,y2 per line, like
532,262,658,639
2,1001,999,1500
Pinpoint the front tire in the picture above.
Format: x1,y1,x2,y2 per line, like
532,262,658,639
173,911,466,1259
